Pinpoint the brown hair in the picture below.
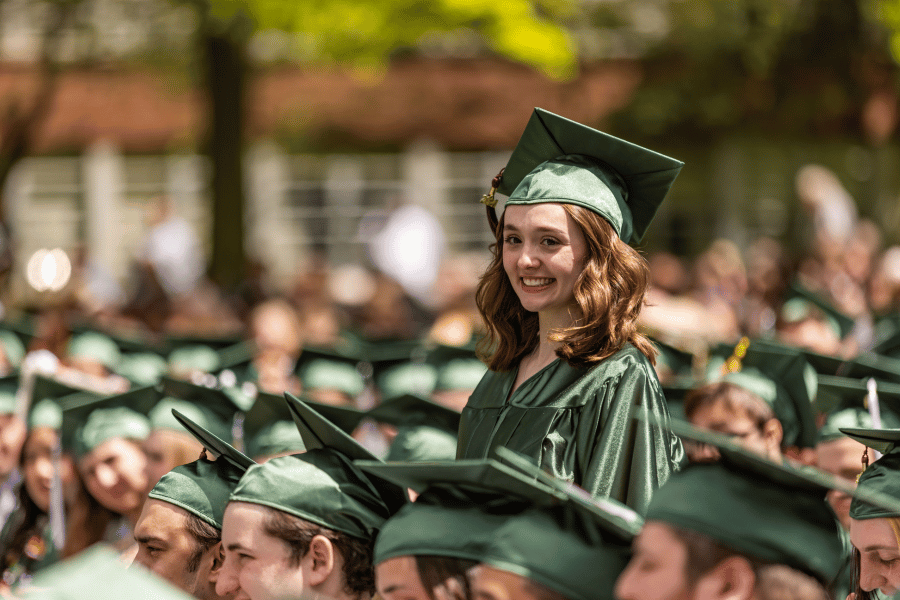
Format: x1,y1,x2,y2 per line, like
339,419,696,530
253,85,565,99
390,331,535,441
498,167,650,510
415,555,476,600
475,204,657,371
263,508,375,598
185,512,220,573
683,382,775,428
672,526,828,600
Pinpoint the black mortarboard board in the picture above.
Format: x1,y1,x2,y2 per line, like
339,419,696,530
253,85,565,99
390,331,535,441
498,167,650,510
284,392,376,461
60,386,159,455
171,409,254,471
241,390,306,459
367,393,461,434
488,108,684,244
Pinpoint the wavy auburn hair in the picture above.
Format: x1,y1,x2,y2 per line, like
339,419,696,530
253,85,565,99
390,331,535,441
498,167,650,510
475,203,657,371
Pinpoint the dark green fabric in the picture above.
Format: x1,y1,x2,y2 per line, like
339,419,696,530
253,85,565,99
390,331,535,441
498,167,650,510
171,409,254,472
496,108,683,244
368,393,460,433
844,428,900,520
385,425,457,462
61,386,160,455
363,459,552,565
148,398,231,441
819,407,900,442
643,419,900,586
816,375,900,417
148,456,248,529
373,497,513,565
481,506,630,600
229,449,402,541
647,460,843,585
457,344,683,513
243,392,361,459
841,427,900,456
851,450,900,519
376,362,438,399
247,421,305,460
360,457,641,590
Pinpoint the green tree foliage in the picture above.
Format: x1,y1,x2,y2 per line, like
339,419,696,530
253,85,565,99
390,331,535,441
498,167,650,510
189,0,577,288
589,0,893,140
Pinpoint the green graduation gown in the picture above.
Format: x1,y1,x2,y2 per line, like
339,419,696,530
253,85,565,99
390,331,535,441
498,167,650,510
457,343,684,514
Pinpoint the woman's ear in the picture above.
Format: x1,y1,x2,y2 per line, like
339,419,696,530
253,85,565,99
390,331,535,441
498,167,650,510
694,556,756,600
304,534,336,587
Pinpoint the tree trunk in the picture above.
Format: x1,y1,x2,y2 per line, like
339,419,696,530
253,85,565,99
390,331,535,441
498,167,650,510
203,31,246,291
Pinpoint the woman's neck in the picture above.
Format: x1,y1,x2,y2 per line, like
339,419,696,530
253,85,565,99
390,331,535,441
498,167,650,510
537,305,580,352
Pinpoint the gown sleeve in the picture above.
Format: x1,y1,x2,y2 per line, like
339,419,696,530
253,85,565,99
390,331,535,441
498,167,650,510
575,356,684,514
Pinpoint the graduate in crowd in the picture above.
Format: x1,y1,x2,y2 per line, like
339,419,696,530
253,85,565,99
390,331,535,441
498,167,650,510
0,377,25,534
615,422,891,600
215,394,406,600
61,386,155,553
0,382,111,591
359,455,640,600
458,107,684,511
133,410,254,599
684,339,818,464
839,427,900,599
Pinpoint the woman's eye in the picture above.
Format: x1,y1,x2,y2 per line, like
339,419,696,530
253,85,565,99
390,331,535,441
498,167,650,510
541,238,559,246
503,235,520,245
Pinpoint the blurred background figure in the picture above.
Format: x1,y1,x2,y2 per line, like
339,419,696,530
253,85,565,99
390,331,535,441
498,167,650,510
140,196,204,303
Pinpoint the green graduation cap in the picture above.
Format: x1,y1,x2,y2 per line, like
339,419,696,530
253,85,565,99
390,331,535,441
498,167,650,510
367,394,460,433
782,281,856,340
357,459,608,574
66,331,122,371
708,339,818,449
384,426,457,462
26,545,196,600
241,391,366,459
115,352,168,387
60,386,158,457
644,418,885,585
168,344,221,376
241,390,306,460
149,376,242,441
361,454,640,600
368,394,461,462
841,428,900,520
227,394,407,541
816,375,900,439
375,362,438,399
148,410,255,529
484,107,684,244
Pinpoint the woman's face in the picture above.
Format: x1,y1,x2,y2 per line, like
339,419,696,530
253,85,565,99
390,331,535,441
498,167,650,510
22,427,77,513
501,203,587,322
851,517,900,595
79,436,148,516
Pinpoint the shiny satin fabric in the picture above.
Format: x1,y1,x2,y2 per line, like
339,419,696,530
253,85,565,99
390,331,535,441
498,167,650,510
457,344,684,514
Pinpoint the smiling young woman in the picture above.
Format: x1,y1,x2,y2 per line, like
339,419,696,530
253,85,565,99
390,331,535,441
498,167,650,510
456,108,686,512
